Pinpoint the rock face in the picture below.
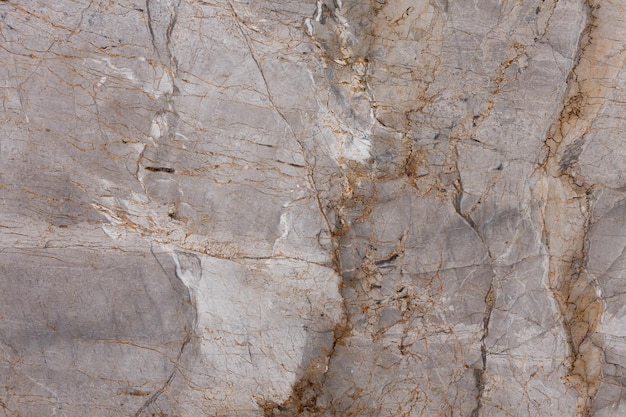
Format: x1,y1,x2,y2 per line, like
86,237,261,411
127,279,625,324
1,0,626,415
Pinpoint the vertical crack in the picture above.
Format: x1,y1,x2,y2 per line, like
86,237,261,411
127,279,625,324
471,284,495,417
226,3,351,414
451,142,497,416
145,0,158,56
142,0,181,178
144,0,181,98
145,0,181,69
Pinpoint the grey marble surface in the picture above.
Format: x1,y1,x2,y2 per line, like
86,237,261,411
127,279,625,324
1,0,625,415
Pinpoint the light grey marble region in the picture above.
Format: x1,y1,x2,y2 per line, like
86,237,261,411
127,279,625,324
1,0,626,416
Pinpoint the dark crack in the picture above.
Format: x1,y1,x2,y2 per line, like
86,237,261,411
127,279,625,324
134,248,198,416
133,333,191,417
471,283,495,417
451,142,497,416
145,0,181,69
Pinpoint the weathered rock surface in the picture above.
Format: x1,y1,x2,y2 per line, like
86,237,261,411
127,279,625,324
1,0,625,415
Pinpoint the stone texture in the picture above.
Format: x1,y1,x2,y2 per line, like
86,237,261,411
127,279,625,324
1,0,626,416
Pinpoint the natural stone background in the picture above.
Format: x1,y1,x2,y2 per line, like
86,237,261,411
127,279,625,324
1,0,625,416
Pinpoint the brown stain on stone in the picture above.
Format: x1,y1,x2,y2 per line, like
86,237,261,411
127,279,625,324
537,1,611,415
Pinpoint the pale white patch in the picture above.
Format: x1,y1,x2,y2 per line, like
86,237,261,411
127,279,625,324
153,71,174,99
91,203,125,240
314,0,322,21
272,202,292,255
101,222,123,240
278,211,290,239
130,191,149,204
101,57,136,81
172,251,202,290
179,256,343,411
341,133,371,162
149,113,168,140
334,11,349,26
150,119,161,139
174,132,190,141
304,17,314,36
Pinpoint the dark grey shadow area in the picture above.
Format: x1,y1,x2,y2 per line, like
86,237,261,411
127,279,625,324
0,248,195,417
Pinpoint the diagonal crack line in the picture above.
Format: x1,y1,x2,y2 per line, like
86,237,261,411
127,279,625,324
145,0,158,57
133,332,191,417
144,0,181,150
471,282,495,417
146,0,181,70
452,141,496,417
226,0,280,119
166,0,181,62
226,0,337,257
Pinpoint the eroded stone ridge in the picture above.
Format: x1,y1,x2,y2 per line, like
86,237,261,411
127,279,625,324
0,1,625,416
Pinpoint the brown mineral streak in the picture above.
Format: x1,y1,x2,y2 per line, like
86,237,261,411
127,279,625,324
537,1,608,414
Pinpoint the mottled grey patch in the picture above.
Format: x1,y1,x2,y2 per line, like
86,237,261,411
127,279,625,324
560,138,583,171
